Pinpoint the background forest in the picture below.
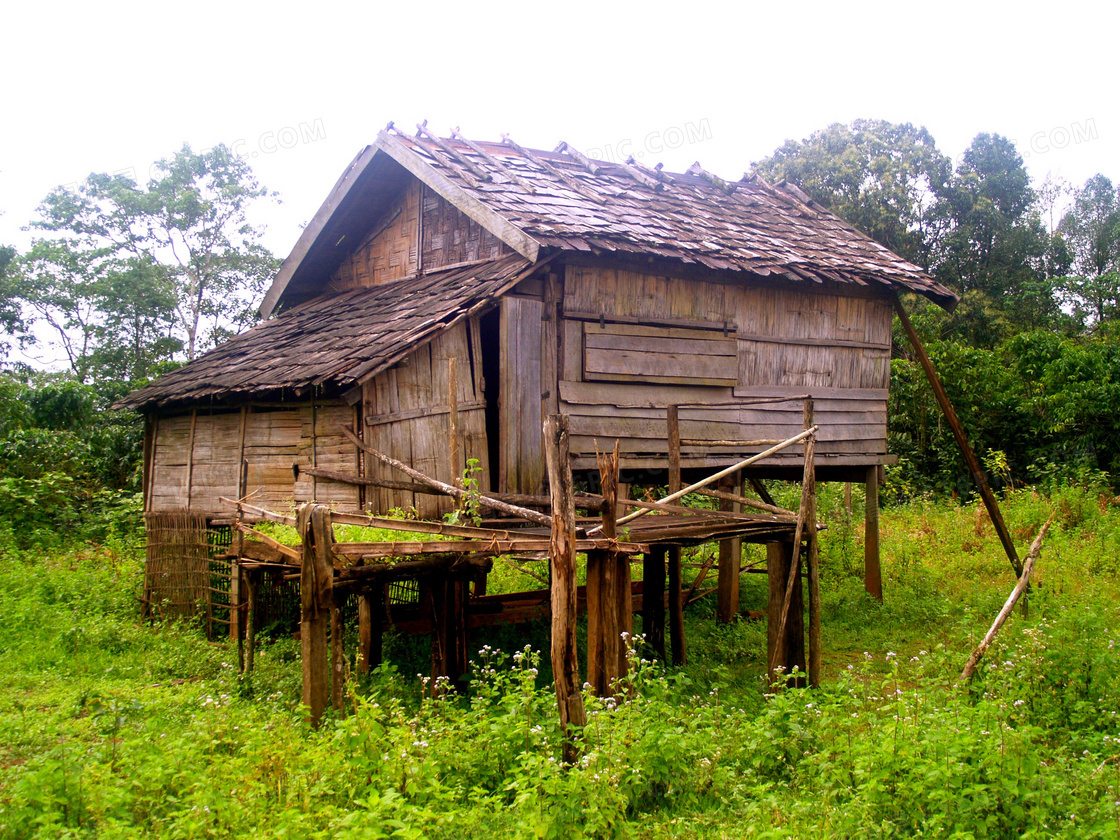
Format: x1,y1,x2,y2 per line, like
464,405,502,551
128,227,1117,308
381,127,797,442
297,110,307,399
1,121,1119,540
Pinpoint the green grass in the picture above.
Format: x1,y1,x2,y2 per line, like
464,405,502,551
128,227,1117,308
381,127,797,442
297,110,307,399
2,485,1120,838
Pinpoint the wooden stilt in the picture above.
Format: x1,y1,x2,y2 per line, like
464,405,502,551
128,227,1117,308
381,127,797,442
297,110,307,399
358,587,384,674
243,570,257,676
331,591,345,712
642,546,667,659
587,442,622,695
667,404,687,666
544,415,586,764
299,504,333,727
716,472,741,623
865,465,883,602
767,542,805,686
806,460,821,688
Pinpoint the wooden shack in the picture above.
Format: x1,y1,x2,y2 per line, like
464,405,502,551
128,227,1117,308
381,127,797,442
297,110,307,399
119,126,958,682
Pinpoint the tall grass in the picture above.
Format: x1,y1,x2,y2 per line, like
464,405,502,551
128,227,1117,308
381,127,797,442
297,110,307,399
2,486,1119,838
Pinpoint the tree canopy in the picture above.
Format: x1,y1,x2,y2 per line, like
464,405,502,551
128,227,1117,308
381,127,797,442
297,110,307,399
15,143,278,382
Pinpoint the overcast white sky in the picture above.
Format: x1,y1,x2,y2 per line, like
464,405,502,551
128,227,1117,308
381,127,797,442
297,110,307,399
2,0,1114,261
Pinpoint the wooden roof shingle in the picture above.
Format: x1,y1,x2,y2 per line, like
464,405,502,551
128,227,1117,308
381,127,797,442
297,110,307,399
261,128,958,317
118,254,534,410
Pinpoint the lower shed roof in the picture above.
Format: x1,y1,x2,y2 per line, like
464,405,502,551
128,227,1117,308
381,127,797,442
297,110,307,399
117,253,534,411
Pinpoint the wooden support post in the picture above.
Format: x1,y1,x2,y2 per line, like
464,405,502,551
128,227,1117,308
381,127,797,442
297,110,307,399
716,472,741,624
767,542,806,686
243,570,258,676
587,442,623,695
358,587,384,674
331,591,345,712
544,415,586,763
427,578,469,687
299,504,333,728
864,465,883,602
642,546,667,659
230,562,242,645
806,426,822,687
667,404,686,666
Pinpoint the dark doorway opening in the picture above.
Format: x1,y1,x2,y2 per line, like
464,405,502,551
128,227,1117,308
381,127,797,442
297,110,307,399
478,308,502,491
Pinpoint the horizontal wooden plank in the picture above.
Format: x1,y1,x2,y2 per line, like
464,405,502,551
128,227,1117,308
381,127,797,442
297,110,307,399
564,310,736,332
733,384,888,401
738,333,889,351
584,322,737,386
560,379,734,407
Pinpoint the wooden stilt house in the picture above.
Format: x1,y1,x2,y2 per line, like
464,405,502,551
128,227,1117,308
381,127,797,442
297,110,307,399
119,126,958,678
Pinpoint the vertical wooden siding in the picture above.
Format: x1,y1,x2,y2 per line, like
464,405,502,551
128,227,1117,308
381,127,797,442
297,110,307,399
363,321,490,517
149,401,362,516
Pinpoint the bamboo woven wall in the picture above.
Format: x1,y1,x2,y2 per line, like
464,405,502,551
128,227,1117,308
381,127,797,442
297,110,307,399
329,180,420,290
144,510,212,623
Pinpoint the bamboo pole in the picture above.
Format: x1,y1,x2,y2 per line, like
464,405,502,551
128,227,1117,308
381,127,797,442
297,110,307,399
959,515,1054,683
544,415,586,764
340,427,553,528
769,402,816,678
605,426,818,532
893,296,1022,577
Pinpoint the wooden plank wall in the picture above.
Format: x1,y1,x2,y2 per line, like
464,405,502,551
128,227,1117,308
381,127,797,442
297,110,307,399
363,320,489,517
560,263,893,469
500,296,544,495
148,401,362,516
421,186,511,270
328,180,420,291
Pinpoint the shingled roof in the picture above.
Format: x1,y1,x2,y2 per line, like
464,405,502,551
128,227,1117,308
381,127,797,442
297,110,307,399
118,254,534,410
261,126,958,317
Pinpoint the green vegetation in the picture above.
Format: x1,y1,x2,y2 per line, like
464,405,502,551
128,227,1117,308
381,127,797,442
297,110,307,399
3,484,1119,838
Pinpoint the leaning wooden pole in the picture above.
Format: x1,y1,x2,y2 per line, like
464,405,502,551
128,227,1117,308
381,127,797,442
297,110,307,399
959,514,1054,683
544,415,586,764
341,427,552,527
769,403,816,679
893,296,1022,577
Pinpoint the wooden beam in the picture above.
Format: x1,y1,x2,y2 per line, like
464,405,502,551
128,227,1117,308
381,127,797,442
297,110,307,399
893,295,1022,576
805,401,822,688
299,504,334,728
544,414,586,763
864,465,883,601
716,472,741,624
767,542,805,685
642,547,667,659
667,405,686,666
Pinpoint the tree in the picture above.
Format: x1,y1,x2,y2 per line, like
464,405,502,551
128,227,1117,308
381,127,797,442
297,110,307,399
30,143,278,366
752,119,953,270
1058,174,1120,325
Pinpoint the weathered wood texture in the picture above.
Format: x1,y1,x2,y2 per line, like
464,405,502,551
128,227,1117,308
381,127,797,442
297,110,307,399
501,297,544,494
556,264,892,468
544,414,586,762
421,185,512,269
363,320,490,517
767,542,806,685
329,179,420,290
149,401,362,516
